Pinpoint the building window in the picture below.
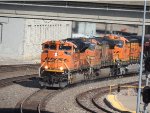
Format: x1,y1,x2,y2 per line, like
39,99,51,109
0,24,3,44
146,25,150,34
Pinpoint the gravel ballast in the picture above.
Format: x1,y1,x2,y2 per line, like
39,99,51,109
0,82,40,109
45,76,139,113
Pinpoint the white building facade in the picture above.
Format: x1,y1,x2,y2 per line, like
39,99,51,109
0,17,72,64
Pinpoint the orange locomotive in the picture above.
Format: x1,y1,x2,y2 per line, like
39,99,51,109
40,40,78,86
39,35,141,87
106,35,141,75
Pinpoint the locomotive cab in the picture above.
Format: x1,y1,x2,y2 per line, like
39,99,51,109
106,35,131,76
41,41,76,71
39,40,78,87
115,40,124,48
107,35,130,63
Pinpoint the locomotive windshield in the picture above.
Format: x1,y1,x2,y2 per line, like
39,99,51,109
59,45,72,50
44,44,56,50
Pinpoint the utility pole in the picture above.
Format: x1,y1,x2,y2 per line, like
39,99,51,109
143,56,150,113
136,0,147,113
146,72,150,86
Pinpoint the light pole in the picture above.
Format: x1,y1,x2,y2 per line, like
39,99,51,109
136,0,147,112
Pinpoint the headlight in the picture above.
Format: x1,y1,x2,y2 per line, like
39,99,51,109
45,65,48,69
60,67,63,71
54,52,58,56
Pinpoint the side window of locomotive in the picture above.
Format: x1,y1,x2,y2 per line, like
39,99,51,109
73,47,77,52
74,47,79,53
126,42,131,48
44,44,49,49
109,45,115,49
88,44,95,50
115,40,123,48
59,45,72,50
49,45,56,50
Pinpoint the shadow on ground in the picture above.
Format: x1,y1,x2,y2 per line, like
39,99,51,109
13,77,41,89
0,108,55,113
14,77,61,90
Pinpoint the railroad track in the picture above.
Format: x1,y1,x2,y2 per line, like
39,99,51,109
0,74,38,88
15,89,58,113
0,73,139,113
76,81,140,113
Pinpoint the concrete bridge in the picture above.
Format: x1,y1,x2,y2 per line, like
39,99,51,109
0,1,150,25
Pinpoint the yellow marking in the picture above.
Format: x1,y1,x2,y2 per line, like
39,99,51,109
46,69,64,72
107,94,135,113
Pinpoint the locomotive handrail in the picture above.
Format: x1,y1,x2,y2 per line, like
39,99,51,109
62,60,70,71
86,56,92,67
39,62,46,77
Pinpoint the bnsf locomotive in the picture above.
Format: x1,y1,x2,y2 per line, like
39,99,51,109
39,34,142,87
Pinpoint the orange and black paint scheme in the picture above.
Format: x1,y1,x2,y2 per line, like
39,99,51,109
39,35,142,87
40,40,80,87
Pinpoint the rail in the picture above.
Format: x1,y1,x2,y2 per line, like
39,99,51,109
76,81,140,113
109,84,144,95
